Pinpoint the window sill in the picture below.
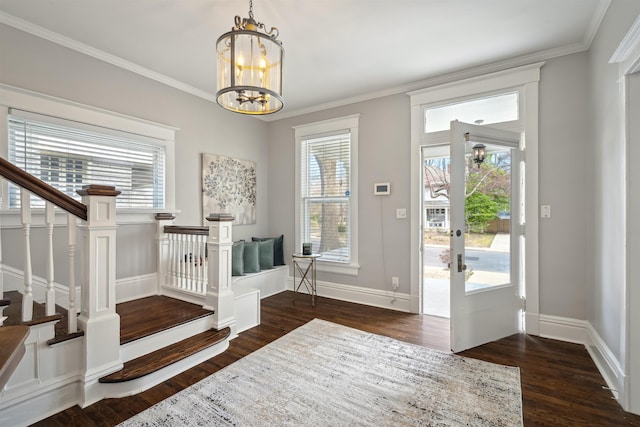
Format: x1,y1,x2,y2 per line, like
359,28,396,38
315,261,360,276
0,208,180,227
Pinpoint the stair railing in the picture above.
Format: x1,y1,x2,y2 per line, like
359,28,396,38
0,157,116,340
0,157,87,331
162,225,209,296
156,213,236,331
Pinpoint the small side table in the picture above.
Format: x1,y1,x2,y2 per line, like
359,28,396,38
292,253,321,306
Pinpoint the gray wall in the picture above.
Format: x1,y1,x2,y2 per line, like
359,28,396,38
587,0,640,368
0,23,271,280
268,53,593,319
268,94,411,293
1,223,156,281
538,52,590,319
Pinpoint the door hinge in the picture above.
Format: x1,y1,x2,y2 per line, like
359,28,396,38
519,297,526,311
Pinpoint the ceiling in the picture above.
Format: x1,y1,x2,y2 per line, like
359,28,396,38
0,0,609,120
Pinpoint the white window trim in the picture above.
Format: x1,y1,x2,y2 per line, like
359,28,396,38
407,62,542,325
0,84,178,223
294,114,360,276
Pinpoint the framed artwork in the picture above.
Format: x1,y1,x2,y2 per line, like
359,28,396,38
201,153,257,225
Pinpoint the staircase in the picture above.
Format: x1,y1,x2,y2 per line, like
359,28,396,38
0,158,239,426
0,292,231,426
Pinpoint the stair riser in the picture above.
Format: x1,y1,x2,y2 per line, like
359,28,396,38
120,315,214,362
101,338,229,399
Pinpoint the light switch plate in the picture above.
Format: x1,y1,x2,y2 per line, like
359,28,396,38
541,205,551,218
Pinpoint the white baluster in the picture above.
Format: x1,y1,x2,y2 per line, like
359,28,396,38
20,189,33,321
45,202,56,316
196,234,204,294
169,233,177,286
188,234,195,291
67,214,77,333
178,234,185,289
155,214,175,294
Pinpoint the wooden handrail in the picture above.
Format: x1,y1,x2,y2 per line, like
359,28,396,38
164,225,208,235
0,157,88,221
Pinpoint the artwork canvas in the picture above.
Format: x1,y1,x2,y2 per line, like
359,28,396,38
201,153,257,225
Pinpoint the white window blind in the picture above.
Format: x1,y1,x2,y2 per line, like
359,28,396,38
7,110,165,209
300,131,351,263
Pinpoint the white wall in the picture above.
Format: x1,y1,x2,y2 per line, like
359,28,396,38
587,0,640,373
0,23,271,279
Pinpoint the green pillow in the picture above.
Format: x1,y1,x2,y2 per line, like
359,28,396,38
252,234,284,265
243,241,260,273
232,240,245,276
258,238,274,270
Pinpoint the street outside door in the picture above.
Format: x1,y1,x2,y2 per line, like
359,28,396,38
449,121,524,352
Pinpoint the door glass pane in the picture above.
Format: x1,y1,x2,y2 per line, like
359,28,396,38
423,150,451,317
425,92,518,133
464,144,512,293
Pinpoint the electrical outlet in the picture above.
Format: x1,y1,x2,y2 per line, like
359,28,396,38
392,276,399,290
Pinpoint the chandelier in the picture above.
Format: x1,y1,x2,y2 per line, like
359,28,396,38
216,0,284,115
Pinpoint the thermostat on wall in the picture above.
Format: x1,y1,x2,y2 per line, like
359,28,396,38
374,182,391,195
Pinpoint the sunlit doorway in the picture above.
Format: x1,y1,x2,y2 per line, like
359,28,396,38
420,92,520,319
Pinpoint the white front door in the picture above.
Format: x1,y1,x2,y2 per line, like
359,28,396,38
449,121,524,352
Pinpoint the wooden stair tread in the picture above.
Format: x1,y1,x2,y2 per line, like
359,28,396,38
118,296,214,345
99,327,231,383
2,291,64,327
0,325,29,390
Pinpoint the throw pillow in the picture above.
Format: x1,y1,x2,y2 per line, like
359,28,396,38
258,238,274,270
232,240,245,276
243,241,260,274
252,234,284,265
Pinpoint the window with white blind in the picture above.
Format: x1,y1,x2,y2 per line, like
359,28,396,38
7,110,166,209
294,115,360,275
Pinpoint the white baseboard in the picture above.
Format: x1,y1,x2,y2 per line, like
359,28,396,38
538,314,588,344
538,314,624,402
585,322,625,401
288,276,411,312
115,273,158,303
2,264,158,306
1,264,80,311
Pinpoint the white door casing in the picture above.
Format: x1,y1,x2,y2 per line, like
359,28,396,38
408,63,541,338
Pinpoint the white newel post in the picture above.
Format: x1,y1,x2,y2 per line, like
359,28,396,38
77,185,122,406
156,213,176,293
204,214,236,334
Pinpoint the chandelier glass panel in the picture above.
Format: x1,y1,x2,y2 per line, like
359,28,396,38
216,2,284,115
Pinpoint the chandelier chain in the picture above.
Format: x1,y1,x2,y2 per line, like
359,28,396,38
249,0,254,20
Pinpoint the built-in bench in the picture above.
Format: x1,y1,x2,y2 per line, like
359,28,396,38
232,265,288,333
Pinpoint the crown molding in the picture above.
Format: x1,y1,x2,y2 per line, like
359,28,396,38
265,41,588,122
1,5,607,123
585,0,612,48
0,11,217,104
610,14,640,74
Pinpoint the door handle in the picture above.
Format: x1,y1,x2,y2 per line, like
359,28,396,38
457,254,467,273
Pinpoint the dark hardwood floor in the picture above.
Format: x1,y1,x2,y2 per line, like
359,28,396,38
34,291,639,426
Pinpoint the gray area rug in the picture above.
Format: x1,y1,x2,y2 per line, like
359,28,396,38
119,319,523,426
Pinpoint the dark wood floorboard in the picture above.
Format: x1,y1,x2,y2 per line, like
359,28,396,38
117,295,213,345
33,291,640,426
